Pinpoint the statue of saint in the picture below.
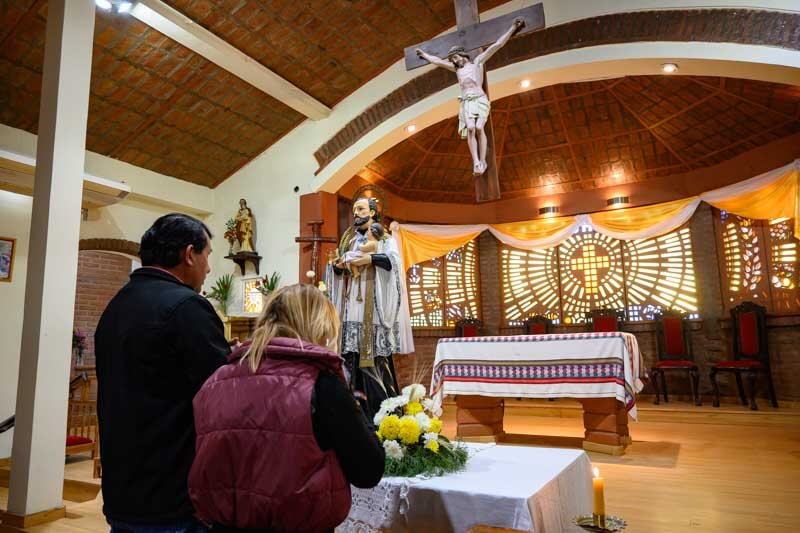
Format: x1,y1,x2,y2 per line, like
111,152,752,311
326,198,405,420
416,18,524,175
235,198,255,253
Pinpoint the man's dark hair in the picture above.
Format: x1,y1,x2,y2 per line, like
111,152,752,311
139,213,212,268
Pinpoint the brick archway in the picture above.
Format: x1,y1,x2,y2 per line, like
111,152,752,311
78,238,139,257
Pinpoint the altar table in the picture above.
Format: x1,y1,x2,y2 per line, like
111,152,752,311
339,443,592,533
431,332,645,455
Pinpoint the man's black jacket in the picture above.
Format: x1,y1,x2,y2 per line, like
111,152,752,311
95,267,229,525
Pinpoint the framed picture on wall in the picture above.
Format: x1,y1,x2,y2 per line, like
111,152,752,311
0,236,16,282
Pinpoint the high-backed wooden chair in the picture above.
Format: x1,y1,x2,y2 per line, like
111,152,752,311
587,308,623,332
523,315,551,335
455,318,482,337
651,310,701,406
66,400,98,458
710,302,777,410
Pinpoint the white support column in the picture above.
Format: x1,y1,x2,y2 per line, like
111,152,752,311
7,0,95,518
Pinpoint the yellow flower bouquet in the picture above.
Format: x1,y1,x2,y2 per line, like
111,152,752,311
374,384,467,477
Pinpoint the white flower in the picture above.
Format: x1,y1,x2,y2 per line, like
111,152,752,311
374,410,386,426
414,412,432,431
402,383,426,402
383,439,404,460
422,398,435,412
423,432,439,445
426,396,443,417
389,396,408,409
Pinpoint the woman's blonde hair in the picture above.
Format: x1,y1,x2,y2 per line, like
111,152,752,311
243,283,340,372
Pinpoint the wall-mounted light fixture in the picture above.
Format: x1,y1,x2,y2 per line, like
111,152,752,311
405,124,417,134
519,79,531,89
661,63,678,73
607,196,630,207
538,205,560,216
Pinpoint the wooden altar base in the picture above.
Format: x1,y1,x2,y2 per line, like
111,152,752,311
455,395,630,455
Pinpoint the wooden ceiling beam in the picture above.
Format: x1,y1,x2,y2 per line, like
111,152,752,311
604,82,693,170
692,77,797,121
0,0,45,52
401,122,452,189
131,0,331,120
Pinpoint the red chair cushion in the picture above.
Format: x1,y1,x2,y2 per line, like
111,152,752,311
462,324,478,337
593,315,618,332
662,317,685,356
738,311,759,356
66,435,93,446
528,322,547,335
713,359,762,369
654,359,696,368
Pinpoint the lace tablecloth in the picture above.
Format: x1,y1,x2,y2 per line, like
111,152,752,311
338,443,591,533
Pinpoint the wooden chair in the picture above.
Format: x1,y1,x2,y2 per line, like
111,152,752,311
523,315,551,335
710,301,778,410
455,318,482,337
651,310,701,406
66,400,98,458
587,308,624,332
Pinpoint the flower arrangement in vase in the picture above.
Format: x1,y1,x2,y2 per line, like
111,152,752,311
205,273,233,315
374,384,467,477
223,218,238,255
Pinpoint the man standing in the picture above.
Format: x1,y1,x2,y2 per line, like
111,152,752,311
416,18,524,175
327,198,405,420
95,214,230,532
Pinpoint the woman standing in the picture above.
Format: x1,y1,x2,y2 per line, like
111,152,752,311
189,284,384,532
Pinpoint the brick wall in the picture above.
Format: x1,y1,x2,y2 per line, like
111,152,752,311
72,251,132,369
393,212,800,402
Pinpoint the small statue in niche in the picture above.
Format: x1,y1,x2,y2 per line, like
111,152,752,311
235,198,255,253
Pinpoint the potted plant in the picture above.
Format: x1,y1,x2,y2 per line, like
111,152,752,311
257,272,281,305
72,329,87,367
206,273,233,316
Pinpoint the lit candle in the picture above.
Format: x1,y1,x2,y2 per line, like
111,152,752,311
593,467,606,528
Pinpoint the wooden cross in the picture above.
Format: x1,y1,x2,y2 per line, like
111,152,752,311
295,220,337,283
404,2,545,203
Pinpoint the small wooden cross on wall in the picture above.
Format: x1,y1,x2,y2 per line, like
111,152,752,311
295,220,337,282
404,1,545,203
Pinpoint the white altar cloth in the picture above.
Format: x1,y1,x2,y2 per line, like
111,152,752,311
339,443,592,533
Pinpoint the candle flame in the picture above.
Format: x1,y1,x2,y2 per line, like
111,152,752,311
593,467,600,478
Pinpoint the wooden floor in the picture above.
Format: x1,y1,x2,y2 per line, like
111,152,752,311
10,400,800,532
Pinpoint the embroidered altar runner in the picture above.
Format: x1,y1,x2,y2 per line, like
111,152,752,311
340,443,592,533
431,331,645,419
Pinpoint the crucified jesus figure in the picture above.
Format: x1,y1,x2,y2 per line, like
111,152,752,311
416,18,524,176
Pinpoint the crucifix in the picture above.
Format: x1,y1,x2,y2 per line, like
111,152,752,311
295,219,337,283
405,1,545,203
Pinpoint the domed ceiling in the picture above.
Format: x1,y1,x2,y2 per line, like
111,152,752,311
354,75,800,203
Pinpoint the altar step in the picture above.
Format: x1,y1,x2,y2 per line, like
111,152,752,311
444,396,800,427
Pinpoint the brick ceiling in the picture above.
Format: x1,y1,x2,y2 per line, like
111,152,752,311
356,76,800,203
0,0,506,187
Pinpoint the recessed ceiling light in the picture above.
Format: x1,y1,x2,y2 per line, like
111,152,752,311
661,63,678,73
607,196,630,207
405,124,416,133
519,79,531,89
95,0,112,9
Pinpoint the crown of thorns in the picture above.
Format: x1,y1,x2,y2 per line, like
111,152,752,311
446,46,467,59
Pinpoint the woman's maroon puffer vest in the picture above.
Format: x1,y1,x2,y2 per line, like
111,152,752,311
188,337,351,532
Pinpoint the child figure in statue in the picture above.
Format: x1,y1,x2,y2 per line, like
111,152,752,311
344,222,384,279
